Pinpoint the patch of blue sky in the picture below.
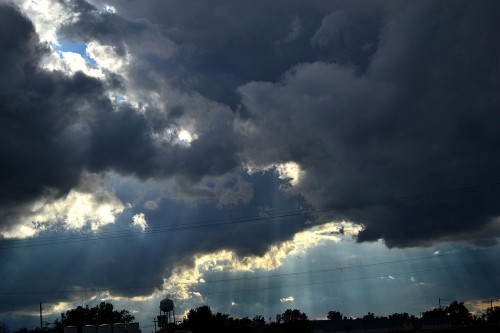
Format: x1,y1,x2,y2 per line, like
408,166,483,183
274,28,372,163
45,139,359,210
115,95,127,102
53,39,97,67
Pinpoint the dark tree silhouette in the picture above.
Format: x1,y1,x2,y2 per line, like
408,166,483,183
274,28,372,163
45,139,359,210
421,307,446,319
362,312,376,320
422,301,471,326
53,302,134,333
252,315,266,327
275,309,311,333
181,305,214,333
178,305,254,333
276,309,308,324
484,306,500,323
388,313,414,320
446,301,471,325
229,317,253,333
327,311,343,321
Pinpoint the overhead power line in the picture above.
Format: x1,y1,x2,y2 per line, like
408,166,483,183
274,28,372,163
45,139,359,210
1,247,498,296
198,247,499,284
1,181,500,250
200,259,500,296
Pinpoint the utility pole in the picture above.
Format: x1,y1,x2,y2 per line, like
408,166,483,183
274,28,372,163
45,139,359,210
439,298,441,310
152,318,157,333
40,303,43,331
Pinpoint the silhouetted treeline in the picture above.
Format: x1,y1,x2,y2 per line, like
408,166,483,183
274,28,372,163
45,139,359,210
53,302,135,332
13,303,134,333
174,306,311,333
12,301,500,333
172,302,500,333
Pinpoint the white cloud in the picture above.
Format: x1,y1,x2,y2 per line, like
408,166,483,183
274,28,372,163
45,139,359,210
280,296,295,303
18,1,106,79
18,0,79,44
274,162,304,187
102,4,117,14
151,127,199,147
1,187,124,239
0,224,37,239
178,129,196,145
86,41,130,74
19,1,127,81
132,213,148,231
159,222,360,300
246,161,305,189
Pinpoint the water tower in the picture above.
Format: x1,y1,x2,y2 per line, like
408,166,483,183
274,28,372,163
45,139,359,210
158,298,175,331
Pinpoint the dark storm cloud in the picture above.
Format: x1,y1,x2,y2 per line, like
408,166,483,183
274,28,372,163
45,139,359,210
59,0,176,59
0,0,497,262
58,1,498,249
0,3,96,228
1,0,500,328
0,3,239,232
84,104,239,181
0,3,305,313
238,0,500,247
88,0,394,107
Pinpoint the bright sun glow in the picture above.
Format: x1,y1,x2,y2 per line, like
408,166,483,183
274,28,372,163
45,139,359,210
178,129,194,143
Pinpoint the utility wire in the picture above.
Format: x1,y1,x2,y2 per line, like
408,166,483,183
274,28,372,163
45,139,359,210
1,248,498,296
197,247,498,284
1,181,500,250
200,259,500,296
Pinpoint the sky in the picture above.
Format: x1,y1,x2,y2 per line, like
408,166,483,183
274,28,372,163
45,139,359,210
1,0,500,330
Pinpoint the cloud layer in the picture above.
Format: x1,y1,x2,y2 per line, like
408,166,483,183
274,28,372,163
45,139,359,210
1,0,500,327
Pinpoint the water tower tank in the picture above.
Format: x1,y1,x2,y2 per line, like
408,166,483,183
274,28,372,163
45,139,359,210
160,298,174,312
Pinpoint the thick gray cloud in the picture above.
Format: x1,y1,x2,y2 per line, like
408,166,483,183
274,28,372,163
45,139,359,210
86,0,393,106
0,2,241,231
0,3,100,227
237,0,500,247
1,0,498,265
0,2,305,308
